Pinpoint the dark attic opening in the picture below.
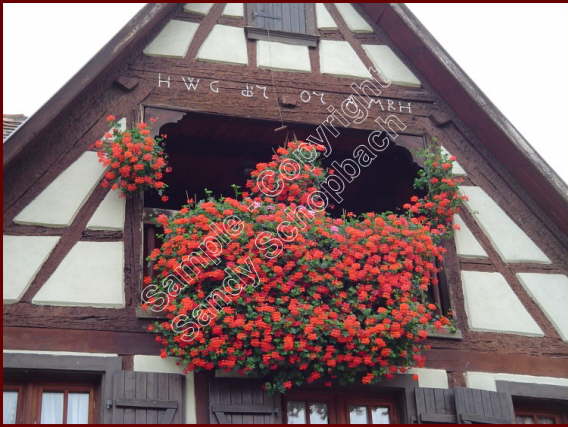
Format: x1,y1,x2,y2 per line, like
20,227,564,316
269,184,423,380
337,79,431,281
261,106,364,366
143,109,427,216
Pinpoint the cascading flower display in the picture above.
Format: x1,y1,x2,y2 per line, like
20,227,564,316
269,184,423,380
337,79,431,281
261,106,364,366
94,116,171,200
141,140,465,393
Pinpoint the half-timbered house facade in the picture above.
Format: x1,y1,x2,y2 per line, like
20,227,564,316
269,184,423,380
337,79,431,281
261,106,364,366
4,3,568,424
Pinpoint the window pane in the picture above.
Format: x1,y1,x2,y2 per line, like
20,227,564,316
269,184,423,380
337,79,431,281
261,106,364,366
309,403,328,424
41,392,64,424
371,407,390,424
537,417,555,424
287,401,306,424
349,406,368,424
517,416,535,424
67,393,90,424
3,391,18,424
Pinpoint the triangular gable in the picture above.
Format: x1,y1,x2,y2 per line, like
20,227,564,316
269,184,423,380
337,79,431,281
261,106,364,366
5,3,566,236
3,4,567,345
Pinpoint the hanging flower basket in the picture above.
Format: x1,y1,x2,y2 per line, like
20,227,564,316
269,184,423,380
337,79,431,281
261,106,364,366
94,116,171,200
141,140,464,393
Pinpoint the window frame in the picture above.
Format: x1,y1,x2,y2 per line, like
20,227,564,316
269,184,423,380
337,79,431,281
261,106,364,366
283,388,402,424
497,381,568,424
136,206,173,319
4,379,97,424
244,3,319,47
423,163,464,341
423,241,463,340
343,396,400,425
197,373,418,423
3,353,122,424
514,398,568,424
515,406,565,424
397,134,463,340
284,390,336,424
136,107,463,339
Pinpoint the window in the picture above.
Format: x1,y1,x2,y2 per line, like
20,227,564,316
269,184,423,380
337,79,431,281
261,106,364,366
287,400,330,424
514,399,568,424
3,376,98,424
347,403,393,424
3,387,21,424
140,109,424,258
39,387,93,424
142,109,425,215
245,4,318,46
284,390,400,424
140,109,455,321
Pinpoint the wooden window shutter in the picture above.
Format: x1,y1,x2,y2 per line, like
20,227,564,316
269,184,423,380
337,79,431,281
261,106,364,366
109,371,184,424
248,3,309,34
415,388,457,423
248,4,278,32
209,378,282,424
455,387,515,424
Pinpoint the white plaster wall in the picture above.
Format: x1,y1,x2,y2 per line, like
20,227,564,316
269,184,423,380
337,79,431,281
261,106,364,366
334,3,373,33
408,368,449,389
116,117,127,132
134,355,185,374
465,371,568,392
315,3,337,30
453,214,488,259
14,152,105,227
362,44,421,87
441,145,466,176
86,190,125,231
319,40,371,79
196,25,248,65
3,235,60,304
257,41,311,72
143,20,199,58
133,355,196,424
461,270,544,336
222,3,243,17
461,186,551,264
4,350,118,357
32,241,125,308
183,3,213,15
517,273,568,342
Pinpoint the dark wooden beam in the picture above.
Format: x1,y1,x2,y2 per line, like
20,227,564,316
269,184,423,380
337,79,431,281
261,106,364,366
423,349,568,377
5,327,567,377
3,326,161,355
